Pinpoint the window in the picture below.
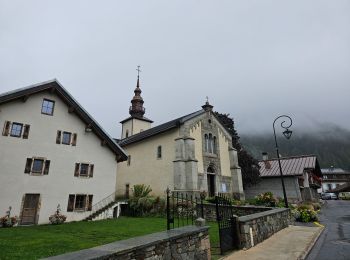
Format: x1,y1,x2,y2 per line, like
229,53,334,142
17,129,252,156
41,99,55,115
204,133,217,154
74,163,94,178
56,130,77,146
2,121,30,139
24,157,50,175
126,130,129,138
67,194,93,212
157,146,162,159
127,155,131,166
62,132,71,145
10,123,23,137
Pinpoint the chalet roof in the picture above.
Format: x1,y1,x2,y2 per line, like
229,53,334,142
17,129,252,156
321,168,350,174
258,155,321,177
0,79,128,162
117,110,205,146
330,182,350,193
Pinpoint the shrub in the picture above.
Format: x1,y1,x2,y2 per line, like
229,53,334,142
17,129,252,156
255,192,278,207
292,203,318,222
1,207,18,228
49,205,67,225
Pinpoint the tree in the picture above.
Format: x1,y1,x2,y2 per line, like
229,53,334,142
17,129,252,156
215,112,261,188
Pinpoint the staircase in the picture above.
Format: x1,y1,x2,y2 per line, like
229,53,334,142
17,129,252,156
84,192,127,221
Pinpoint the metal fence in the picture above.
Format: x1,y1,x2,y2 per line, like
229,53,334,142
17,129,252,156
166,189,204,230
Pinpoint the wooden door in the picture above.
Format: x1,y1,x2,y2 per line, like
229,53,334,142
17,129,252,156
21,194,40,225
207,174,216,197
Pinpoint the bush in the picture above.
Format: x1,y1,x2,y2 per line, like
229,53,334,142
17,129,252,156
49,205,67,225
1,207,18,228
292,203,318,222
255,192,278,207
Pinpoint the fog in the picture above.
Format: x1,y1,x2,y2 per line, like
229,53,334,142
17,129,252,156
1,0,349,138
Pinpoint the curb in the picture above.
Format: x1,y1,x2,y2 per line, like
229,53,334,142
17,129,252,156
298,226,325,260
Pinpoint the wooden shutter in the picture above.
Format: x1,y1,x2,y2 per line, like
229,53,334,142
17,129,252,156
24,158,33,174
2,121,11,136
89,164,94,178
72,133,77,146
74,163,80,177
22,124,30,139
87,195,93,211
56,130,62,144
43,160,50,175
67,194,75,212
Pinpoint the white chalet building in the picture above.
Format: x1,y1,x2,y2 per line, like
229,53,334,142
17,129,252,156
0,80,127,225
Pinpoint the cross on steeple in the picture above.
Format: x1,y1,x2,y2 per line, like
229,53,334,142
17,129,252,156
206,96,209,103
136,65,141,79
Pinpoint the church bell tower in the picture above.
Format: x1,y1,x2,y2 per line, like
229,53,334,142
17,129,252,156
120,66,153,139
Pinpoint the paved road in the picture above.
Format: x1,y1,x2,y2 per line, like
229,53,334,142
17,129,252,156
307,200,350,260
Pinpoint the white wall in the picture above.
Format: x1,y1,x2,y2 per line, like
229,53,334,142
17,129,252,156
0,90,118,224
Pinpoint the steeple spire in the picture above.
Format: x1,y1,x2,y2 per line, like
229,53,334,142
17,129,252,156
129,66,145,117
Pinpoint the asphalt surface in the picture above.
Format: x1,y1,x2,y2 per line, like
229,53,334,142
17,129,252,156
307,200,350,260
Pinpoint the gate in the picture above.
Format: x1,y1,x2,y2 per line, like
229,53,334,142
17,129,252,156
166,189,204,230
215,193,240,254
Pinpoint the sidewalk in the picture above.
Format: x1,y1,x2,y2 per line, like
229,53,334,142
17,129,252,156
223,225,324,260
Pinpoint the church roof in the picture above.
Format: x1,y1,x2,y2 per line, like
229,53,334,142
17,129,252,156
117,110,205,146
120,115,153,124
0,79,128,162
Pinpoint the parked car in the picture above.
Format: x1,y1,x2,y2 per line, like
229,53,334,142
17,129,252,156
329,193,338,200
321,193,331,200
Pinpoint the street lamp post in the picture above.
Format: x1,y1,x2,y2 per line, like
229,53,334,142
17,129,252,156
273,115,293,208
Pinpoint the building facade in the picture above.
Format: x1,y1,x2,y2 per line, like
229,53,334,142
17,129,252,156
0,80,127,225
116,78,244,199
321,167,350,192
245,154,322,202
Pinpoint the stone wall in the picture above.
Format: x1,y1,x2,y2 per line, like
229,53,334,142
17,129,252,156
200,203,272,221
238,208,290,249
43,225,210,260
244,176,302,202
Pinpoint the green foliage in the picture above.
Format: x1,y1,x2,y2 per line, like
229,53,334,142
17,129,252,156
255,192,279,207
214,112,261,187
292,203,319,222
241,126,350,170
128,185,165,216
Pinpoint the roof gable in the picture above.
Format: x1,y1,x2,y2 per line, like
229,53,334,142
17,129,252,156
0,79,128,162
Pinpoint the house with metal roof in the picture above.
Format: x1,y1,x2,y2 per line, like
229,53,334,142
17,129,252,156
115,76,244,198
0,80,127,225
322,167,350,193
244,154,322,202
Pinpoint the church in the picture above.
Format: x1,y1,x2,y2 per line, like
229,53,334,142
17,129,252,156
116,76,244,199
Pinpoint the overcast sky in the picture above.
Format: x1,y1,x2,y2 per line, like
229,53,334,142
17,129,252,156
1,1,349,138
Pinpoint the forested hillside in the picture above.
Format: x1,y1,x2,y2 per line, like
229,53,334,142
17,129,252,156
240,126,350,170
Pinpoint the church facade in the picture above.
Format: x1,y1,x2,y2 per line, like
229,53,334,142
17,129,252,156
116,78,244,199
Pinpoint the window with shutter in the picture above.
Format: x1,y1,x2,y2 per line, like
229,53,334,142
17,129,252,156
80,164,89,177
24,158,33,173
43,160,50,175
10,123,23,137
89,164,94,178
67,195,75,212
2,121,11,136
62,132,72,145
72,133,77,146
87,195,93,211
32,159,44,174
22,125,30,139
56,131,62,144
74,163,80,177
74,195,86,210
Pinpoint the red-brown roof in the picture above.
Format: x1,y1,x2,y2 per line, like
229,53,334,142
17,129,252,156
258,155,320,177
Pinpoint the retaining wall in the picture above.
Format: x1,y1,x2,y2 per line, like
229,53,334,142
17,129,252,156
43,225,211,260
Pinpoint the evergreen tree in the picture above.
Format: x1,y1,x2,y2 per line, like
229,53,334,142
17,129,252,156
215,112,261,188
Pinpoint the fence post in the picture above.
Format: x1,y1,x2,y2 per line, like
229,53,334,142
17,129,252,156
166,187,170,230
200,192,205,219
230,215,240,249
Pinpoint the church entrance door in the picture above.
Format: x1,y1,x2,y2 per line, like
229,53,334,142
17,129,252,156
207,174,216,197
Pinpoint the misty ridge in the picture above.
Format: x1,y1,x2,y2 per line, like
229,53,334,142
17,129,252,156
240,124,350,170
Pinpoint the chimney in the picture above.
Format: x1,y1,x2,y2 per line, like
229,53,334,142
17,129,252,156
262,152,271,169
262,152,268,161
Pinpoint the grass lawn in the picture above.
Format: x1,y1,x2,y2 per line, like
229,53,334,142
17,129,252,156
0,217,221,260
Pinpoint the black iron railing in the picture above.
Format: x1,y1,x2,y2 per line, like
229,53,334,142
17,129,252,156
166,189,204,230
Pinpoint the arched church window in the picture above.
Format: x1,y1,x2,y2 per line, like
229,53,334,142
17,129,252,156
213,136,217,154
204,134,208,152
157,145,162,159
208,134,213,153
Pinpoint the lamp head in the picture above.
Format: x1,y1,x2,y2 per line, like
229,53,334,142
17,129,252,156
283,128,293,140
